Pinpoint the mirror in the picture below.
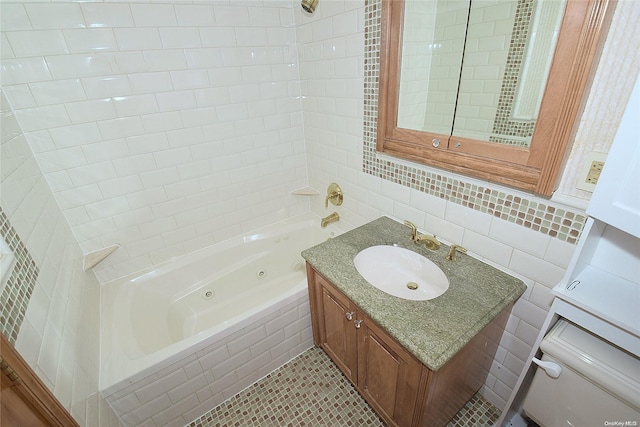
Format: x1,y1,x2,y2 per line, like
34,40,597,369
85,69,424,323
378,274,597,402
378,0,615,195
398,0,566,148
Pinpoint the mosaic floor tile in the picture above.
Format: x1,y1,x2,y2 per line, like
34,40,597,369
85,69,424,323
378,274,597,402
187,347,500,427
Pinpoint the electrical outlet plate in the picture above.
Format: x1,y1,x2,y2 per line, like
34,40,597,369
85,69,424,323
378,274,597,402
576,151,607,192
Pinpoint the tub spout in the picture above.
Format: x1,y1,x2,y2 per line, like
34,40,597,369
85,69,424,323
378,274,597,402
321,212,339,228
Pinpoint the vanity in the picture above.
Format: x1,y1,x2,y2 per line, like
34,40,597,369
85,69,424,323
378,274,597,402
301,217,526,427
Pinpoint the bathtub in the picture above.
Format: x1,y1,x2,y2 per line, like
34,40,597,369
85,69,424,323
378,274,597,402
99,212,341,426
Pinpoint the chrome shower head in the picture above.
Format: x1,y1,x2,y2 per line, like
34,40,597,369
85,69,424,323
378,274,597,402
301,0,319,13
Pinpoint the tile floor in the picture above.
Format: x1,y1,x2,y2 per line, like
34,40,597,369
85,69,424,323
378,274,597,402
186,347,501,427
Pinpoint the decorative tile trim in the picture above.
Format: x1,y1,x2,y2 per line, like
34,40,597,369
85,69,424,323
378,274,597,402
362,0,585,244
0,207,40,344
491,0,537,146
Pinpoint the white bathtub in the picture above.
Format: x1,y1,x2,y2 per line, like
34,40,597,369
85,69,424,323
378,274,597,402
99,212,341,426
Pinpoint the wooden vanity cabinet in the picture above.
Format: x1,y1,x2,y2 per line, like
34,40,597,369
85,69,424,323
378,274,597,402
306,263,508,427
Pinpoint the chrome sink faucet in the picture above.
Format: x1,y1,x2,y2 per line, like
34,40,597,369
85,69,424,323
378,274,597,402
404,220,440,250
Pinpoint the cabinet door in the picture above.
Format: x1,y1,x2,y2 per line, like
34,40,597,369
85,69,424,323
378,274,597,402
587,74,640,238
314,274,358,380
356,313,424,427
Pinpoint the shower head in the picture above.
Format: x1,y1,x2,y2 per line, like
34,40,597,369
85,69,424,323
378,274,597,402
301,0,319,13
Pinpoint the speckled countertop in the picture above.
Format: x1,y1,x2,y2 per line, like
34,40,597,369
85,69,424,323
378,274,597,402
301,216,526,371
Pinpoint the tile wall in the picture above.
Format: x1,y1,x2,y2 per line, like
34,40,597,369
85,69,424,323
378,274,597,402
456,0,520,143
397,0,436,132
422,0,467,135
1,0,309,284
299,0,639,410
1,91,120,426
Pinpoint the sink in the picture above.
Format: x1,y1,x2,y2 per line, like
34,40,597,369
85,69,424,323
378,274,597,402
354,245,449,301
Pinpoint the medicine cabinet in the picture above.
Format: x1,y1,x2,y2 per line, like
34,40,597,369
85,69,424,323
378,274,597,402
377,0,615,195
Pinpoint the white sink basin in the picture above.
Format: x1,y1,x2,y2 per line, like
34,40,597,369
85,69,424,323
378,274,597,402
354,245,449,301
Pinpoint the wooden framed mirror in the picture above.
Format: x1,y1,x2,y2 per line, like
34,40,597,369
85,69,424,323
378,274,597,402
377,0,615,196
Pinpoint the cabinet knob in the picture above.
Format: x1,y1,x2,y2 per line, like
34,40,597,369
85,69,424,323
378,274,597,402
345,311,355,321
354,319,364,329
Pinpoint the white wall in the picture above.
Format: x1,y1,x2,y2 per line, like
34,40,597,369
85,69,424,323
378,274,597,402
1,0,308,284
1,91,121,426
297,0,640,410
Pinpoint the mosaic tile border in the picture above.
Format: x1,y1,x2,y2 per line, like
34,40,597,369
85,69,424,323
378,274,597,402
362,0,585,245
491,0,537,146
0,207,40,344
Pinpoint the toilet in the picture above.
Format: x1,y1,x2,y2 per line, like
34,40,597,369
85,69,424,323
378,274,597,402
522,320,640,427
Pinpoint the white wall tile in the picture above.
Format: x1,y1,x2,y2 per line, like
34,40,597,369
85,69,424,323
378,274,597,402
544,237,576,268
155,90,197,112
140,166,180,189
67,160,118,186
97,116,145,140
175,5,215,27
83,76,132,100
1,4,31,31
81,3,134,29
445,201,492,235
214,6,250,27
14,105,71,132
130,4,177,28
1,57,51,85
461,229,513,267
1,85,35,110
114,28,162,51
82,139,129,163
30,79,85,107
489,218,550,258
142,49,187,72
113,95,159,117
128,72,173,95
66,99,117,124
113,154,157,177
509,249,566,287
49,123,102,149
6,30,69,57
170,70,210,90
36,147,87,173
153,147,192,169
24,3,85,30
63,29,118,53
160,27,202,49
46,53,119,80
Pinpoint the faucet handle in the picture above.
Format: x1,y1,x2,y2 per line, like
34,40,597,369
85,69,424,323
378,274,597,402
325,183,343,208
404,220,417,240
446,244,467,261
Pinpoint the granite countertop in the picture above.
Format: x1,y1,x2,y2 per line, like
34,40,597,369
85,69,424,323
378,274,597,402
301,216,527,371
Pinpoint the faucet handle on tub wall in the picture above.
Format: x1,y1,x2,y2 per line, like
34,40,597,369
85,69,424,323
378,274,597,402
325,183,343,208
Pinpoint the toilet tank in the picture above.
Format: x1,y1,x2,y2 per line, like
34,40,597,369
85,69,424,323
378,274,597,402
522,320,640,427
